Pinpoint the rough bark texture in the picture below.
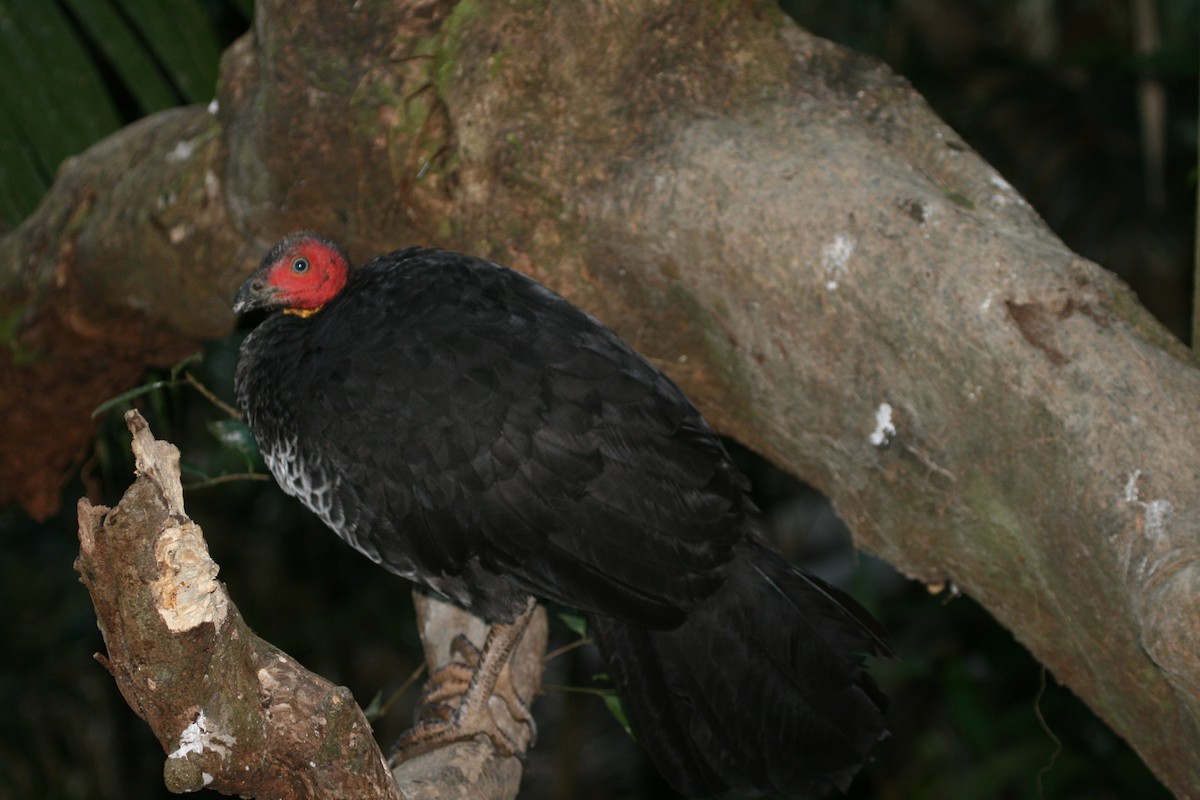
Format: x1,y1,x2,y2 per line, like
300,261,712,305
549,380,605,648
6,0,1199,795
76,411,544,798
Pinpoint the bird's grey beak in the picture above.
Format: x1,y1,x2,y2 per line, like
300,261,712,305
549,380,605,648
232,274,280,314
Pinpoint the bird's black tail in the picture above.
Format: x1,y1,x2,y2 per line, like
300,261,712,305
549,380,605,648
589,534,890,799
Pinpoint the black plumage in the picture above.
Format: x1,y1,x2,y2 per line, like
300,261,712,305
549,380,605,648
234,234,889,798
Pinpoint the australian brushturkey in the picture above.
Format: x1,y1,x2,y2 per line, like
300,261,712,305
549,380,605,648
233,232,890,798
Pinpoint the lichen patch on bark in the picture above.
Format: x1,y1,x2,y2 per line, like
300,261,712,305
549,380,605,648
151,520,229,632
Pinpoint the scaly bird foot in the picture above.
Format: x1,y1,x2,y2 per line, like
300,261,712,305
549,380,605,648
416,634,537,734
390,603,539,765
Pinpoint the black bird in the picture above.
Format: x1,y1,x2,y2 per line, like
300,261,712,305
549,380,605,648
233,232,890,798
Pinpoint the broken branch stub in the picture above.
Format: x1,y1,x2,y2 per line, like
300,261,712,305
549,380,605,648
75,410,398,799
75,410,544,799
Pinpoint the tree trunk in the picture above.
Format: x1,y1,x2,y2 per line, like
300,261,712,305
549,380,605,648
5,0,1198,795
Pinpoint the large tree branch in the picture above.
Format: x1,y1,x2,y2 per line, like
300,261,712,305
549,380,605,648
5,0,1198,793
76,411,545,799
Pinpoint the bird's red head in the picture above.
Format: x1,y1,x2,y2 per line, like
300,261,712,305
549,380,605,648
233,232,351,316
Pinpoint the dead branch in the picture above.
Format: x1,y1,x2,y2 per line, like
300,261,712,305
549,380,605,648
75,410,543,799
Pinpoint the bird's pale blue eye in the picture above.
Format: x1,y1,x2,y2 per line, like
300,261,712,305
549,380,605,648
292,257,309,274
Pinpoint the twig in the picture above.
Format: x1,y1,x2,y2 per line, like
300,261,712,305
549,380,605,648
184,472,272,491
183,372,243,420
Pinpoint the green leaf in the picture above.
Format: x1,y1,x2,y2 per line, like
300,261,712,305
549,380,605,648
60,0,181,114
0,2,121,174
90,378,175,418
588,673,634,740
598,686,635,740
544,679,635,741
361,690,384,722
115,0,221,102
207,419,259,466
0,1,247,223
0,109,46,224
557,609,588,638
169,351,204,378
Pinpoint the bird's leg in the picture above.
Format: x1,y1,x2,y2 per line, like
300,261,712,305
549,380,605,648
417,633,536,729
392,598,538,761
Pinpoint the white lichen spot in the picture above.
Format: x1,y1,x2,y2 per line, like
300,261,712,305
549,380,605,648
1144,499,1174,541
207,98,220,115
256,666,286,703
167,140,196,162
869,403,896,447
980,292,993,312
1124,470,1142,503
988,173,1030,209
1123,470,1174,541
202,773,213,786
822,235,854,290
169,710,236,762
205,169,220,199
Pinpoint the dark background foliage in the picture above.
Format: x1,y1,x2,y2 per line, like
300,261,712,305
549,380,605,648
1,1,1195,797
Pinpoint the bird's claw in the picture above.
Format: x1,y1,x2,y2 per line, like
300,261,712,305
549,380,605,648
390,702,521,762
390,632,537,766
